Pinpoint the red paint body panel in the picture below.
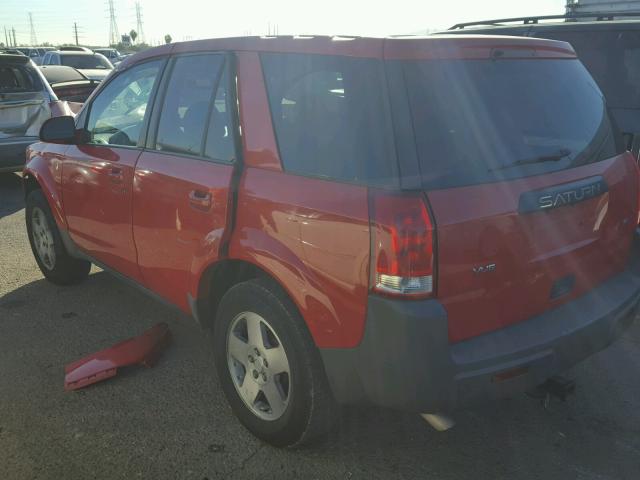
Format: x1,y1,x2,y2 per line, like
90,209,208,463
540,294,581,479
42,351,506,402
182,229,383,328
429,153,638,343
132,152,234,311
61,145,143,281
236,52,282,171
25,35,638,355
64,322,171,391
172,36,384,58
24,142,68,228
127,35,571,61
229,168,370,348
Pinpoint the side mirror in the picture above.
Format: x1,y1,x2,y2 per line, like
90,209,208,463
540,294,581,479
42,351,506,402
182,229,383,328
39,116,79,144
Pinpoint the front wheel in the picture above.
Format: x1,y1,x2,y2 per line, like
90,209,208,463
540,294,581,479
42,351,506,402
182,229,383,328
25,189,91,285
213,278,335,447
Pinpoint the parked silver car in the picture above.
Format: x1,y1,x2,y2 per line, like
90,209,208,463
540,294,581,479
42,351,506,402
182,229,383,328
0,54,68,172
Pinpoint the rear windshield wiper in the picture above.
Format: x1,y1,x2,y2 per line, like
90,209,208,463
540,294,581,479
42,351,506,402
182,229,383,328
489,149,572,172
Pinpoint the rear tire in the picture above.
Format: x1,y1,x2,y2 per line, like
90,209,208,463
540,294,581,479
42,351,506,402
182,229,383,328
213,277,336,447
25,189,91,285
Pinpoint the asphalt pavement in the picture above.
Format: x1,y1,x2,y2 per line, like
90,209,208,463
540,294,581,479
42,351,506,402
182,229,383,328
1,171,640,480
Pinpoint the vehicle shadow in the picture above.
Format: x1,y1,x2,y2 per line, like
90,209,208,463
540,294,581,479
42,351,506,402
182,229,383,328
1,271,639,480
0,172,24,219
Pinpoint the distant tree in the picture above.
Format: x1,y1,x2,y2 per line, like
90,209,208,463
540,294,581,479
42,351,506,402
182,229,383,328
164,34,172,44
130,30,138,44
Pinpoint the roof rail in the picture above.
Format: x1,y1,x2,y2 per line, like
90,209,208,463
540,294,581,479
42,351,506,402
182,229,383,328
449,11,640,30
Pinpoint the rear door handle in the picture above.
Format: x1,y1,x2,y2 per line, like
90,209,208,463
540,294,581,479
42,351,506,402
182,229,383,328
108,167,124,184
188,190,212,211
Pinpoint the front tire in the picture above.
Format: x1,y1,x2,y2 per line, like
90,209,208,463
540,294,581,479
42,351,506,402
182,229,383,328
26,189,91,285
213,277,335,447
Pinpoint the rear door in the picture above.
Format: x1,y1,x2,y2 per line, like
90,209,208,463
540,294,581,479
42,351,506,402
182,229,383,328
62,59,164,281
132,53,237,312
396,55,638,343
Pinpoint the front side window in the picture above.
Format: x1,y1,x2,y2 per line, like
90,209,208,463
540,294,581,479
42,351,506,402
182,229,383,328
154,54,234,160
86,60,162,147
261,53,396,185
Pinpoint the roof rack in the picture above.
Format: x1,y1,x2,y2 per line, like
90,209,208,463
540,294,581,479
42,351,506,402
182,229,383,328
449,11,640,30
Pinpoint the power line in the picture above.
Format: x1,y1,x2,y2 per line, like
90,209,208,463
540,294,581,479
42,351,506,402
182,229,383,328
29,12,37,45
107,0,119,46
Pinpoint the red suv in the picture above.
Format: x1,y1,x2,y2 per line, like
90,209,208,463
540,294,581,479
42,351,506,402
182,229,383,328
23,35,640,447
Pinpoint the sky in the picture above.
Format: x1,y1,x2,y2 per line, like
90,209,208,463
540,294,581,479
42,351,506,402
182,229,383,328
1,0,567,47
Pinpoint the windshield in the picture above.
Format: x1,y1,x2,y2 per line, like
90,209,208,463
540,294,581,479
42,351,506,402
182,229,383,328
61,54,112,69
402,58,620,189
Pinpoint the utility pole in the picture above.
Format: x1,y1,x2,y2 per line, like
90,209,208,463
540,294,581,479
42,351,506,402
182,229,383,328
4,27,9,47
135,1,145,44
29,13,37,45
107,0,119,46
73,22,79,46
12,27,17,47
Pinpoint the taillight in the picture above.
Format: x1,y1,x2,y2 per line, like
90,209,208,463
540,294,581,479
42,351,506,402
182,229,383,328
370,191,435,298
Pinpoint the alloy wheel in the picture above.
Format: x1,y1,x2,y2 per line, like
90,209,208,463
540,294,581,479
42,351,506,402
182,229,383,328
31,207,56,270
226,311,291,421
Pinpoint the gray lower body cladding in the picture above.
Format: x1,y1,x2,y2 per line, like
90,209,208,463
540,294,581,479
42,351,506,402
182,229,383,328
321,249,640,412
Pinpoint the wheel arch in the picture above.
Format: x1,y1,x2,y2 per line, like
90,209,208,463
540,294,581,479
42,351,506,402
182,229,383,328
193,257,319,346
23,162,67,230
195,258,273,331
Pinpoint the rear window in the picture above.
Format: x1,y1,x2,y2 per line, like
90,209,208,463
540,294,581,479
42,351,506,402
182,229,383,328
0,64,39,92
261,53,397,185
538,30,640,109
402,58,620,189
61,54,112,70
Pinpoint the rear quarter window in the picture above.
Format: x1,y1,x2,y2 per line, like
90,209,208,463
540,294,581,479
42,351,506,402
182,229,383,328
261,53,398,186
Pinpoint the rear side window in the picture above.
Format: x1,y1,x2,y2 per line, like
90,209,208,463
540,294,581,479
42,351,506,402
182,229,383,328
402,58,619,189
261,53,397,185
154,54,235,162
204,68,236,163
0,65,39,92
538,30,640,109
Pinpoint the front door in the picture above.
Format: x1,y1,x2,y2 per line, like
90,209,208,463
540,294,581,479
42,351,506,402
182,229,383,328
62,59,164,281
132,53,237,311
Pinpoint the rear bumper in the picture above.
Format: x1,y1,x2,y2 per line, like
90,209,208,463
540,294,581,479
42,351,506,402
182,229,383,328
0,137,37,172
321,251,640,413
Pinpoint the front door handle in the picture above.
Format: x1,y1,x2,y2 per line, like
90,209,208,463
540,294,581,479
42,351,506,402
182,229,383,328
188,190,212,211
